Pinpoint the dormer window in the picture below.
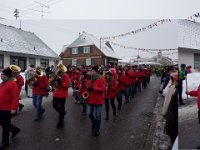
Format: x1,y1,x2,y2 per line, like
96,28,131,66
72,47,78,54
83,47,90,53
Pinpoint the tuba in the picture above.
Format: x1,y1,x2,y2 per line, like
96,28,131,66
51,64,67,91
28,67,43,89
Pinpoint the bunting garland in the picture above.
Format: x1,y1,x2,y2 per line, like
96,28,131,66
186,12,200,22
101,19,171,40
107,41,178,52
101,12,200,40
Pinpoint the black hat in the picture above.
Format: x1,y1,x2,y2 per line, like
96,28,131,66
105,71,112,76
180,64,186,68
91,65,99,72
2,67,13,78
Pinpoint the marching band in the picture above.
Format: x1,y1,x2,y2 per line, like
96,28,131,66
0,63,152,148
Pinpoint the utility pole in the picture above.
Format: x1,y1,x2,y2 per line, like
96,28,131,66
14,9,19,20
100,37,102,49
34,1,49,19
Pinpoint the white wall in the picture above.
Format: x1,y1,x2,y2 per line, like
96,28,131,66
4,54,10,67
49,60,55,66
178,50,194,68
35,57,40,67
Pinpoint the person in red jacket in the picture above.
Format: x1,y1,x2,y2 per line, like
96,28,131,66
186,84,200,124
0,67,21,149
124,66,132,103
116,68,126,110
77,71,90,114
50,64,70,128
74,68,81,104
31,67,49,121
87,65,106,137
9,65,25,112
104,71,117,120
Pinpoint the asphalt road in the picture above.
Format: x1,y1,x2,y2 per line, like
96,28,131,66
0,75,160,150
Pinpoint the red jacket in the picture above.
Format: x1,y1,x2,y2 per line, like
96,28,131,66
16,74,24,96
0,80,19,110
78,79,91,97
188,85,200,110
105,78,117,99
132,70,137,84
87,76,106,105
51,73,70,99
117,75,126,91
125,70,133,85
139,71,145,82
32,75,49,95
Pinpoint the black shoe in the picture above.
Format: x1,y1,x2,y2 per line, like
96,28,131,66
105,116,109,120
92,131,100,137
0,142,9,149
18,104,24,111
180,102,185,105
34,118,41,122
197,145,200,149
113,112,116,116
42,109,45,115
117,107,121,110
56,122,63,128
125,100,129,104
11,128,21,139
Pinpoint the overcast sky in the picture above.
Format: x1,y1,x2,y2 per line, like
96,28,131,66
0,0,199,60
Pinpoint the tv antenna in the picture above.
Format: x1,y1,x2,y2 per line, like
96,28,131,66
34,1,50,19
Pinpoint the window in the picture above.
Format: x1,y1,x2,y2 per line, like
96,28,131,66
86,58,91,66
40,59,49,69
0,55,3,70
72,48,78,54
83,47,90,54
10,56,26,71
194,53,200,69
83,47,90,53
72,59,77,66
29,58,36,67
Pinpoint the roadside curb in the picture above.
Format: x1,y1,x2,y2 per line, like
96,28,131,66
144,93,171,150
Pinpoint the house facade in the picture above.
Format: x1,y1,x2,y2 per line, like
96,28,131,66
0,23,59,71
178,20,200,71
60,32,120,66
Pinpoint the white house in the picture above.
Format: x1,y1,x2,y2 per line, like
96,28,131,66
178,20,200,71
0,23,59,71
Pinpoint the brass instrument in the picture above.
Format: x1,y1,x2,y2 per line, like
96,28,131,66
28,67,43,89
82,91,89,99
105,72,112,95
51,64,67,91
116,74,119,84
80,76,89,99
105,81,109,95
9,65,21,73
